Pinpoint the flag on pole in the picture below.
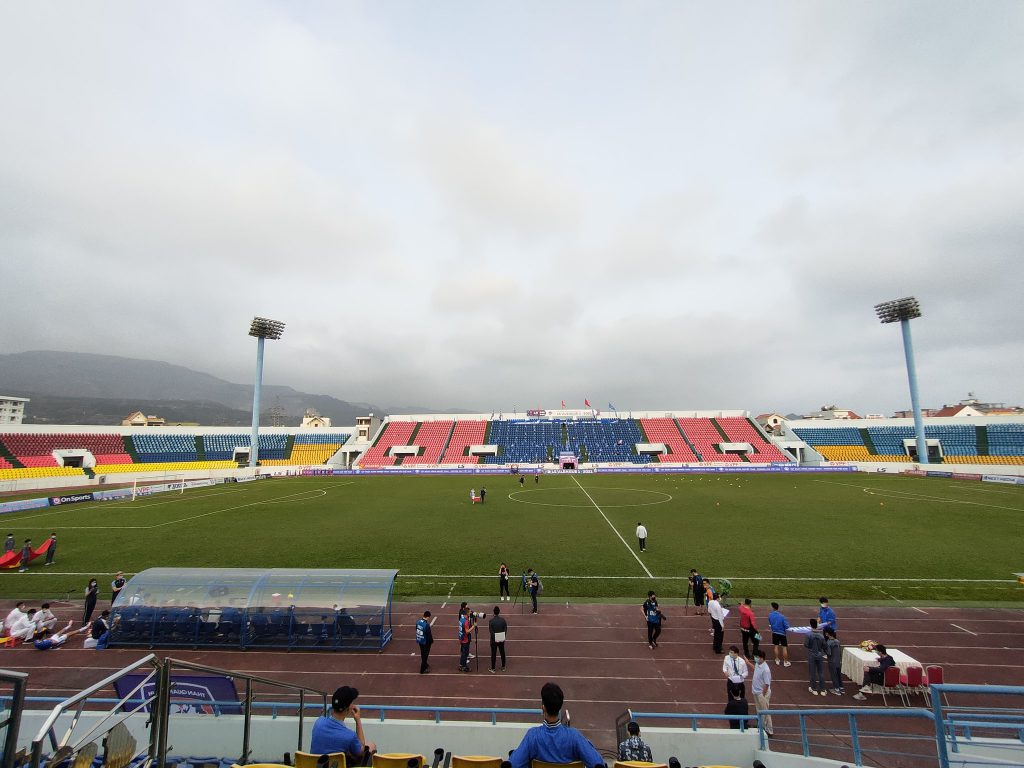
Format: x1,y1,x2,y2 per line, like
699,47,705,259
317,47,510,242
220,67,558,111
609,402,616,411
584,399,591,407
561,400,566,408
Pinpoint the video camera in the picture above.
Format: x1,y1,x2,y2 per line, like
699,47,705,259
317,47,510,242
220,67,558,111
471,611,487,619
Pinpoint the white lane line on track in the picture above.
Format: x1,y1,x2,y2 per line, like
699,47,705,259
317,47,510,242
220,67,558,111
570,475,652,578
950,623,978,636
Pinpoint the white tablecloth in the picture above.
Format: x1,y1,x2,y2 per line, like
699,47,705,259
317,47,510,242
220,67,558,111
841,646,921,684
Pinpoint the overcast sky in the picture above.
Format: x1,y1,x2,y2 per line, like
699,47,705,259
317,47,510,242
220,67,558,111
2,1,1022,416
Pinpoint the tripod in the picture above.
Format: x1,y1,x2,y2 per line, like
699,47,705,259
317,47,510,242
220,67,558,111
512,575,527,614
684,581,691,616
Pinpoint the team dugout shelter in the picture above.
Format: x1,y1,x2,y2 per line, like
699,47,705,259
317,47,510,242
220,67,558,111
108,568,398,651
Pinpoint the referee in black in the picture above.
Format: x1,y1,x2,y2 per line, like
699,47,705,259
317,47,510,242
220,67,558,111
488,606,508,672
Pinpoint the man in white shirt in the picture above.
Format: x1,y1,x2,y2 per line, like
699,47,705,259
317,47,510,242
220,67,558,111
723,646,749,695
708,593,726,653
635,522,648,553
4,602,26,634
35,603,58,633
10,609,40,641
751,649,774,737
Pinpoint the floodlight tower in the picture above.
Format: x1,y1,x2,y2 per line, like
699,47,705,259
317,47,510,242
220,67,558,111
874,297,928,465
248,317,286,468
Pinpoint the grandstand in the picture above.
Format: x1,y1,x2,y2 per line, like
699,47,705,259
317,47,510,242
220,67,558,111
789,417,1024,466
0,427,354,482
3,409,1024,486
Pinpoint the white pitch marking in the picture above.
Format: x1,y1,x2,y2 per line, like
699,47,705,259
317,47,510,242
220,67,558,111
570,476,653,578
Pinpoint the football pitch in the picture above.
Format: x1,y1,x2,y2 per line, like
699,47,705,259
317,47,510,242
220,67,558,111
3,472,1023,604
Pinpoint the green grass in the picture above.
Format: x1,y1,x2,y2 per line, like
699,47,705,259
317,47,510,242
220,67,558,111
3,473,1023,603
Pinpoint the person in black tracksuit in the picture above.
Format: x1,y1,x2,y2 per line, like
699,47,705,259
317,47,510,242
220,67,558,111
643,591,663,648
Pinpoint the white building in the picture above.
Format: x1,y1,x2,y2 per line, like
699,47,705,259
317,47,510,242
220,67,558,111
0,396,29,425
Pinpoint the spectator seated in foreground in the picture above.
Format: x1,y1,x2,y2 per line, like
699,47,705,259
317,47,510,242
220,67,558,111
311,685,377,763
617,721,652,762
510,682,604,768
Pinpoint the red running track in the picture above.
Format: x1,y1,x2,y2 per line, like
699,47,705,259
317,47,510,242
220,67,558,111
4,600,1023,763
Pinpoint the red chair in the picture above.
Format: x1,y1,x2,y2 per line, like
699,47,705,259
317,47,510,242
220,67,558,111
881,665,905,706
922,665,949,707
899,666,925,704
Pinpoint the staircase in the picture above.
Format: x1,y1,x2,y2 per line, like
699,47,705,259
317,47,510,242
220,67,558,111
976,425,989,456
284,434,295,460
194,436,206,460
122,435,140,463
0,440,24,469
674,419,702,460
438,422,457,462
859,428,878,456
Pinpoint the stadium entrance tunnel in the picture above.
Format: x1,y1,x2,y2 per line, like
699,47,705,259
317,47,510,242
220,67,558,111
108,567,397,651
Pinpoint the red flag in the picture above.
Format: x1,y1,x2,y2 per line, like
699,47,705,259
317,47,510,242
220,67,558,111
561,400,566,408
584,399,591,407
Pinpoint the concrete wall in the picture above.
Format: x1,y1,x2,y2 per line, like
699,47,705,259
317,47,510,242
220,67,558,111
14,712,775,767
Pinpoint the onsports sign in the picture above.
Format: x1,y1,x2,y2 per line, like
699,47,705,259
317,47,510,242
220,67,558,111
49,493,95,506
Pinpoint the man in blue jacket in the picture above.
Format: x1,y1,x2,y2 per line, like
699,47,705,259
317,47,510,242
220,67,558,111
510,683,604,768
415,610,433,674
818,597,838,638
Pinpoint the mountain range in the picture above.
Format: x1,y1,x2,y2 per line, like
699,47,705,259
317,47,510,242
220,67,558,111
0,350,441,426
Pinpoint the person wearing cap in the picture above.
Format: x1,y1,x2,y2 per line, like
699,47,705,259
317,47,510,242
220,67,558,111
311,685,377,758
618,721,652,762
510,682,603,768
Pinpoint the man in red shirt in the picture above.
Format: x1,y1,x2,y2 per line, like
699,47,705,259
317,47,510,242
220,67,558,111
739,598,760,660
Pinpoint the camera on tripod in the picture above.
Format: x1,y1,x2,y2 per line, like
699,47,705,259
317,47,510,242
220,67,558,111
472,611,487,619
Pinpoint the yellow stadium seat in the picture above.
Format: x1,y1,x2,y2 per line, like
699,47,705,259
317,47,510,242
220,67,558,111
372,755,426,768
451,758,504,768
294,751,346,768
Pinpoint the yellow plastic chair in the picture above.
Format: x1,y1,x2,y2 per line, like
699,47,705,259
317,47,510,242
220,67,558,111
531,762,584,768
372,755,426,768
295,752,348,768
451,758,503,768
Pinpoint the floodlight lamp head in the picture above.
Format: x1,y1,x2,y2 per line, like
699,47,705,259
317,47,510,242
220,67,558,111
249,317,286,340
874,297,921,324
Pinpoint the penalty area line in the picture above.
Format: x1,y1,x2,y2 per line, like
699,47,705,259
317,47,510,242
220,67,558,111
570,475,653,578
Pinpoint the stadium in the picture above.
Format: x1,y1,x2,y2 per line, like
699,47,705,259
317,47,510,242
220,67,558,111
3,3,1024,768
1,399,1023,768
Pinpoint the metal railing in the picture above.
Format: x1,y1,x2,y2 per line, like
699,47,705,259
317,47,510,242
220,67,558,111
0,669,28,768
29,654,161,768
158,658,328,766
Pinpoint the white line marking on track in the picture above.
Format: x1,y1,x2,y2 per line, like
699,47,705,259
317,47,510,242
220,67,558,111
950,623,978,636
570,475,653,578
912,607,928,614
440,582,456,609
